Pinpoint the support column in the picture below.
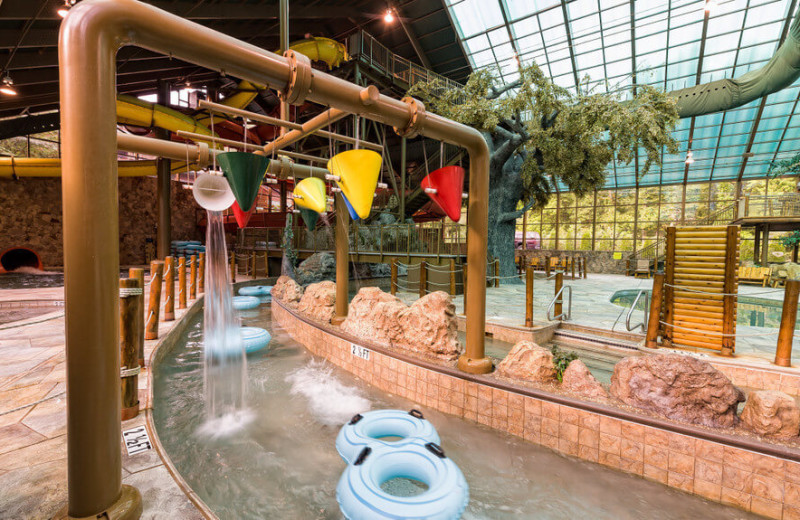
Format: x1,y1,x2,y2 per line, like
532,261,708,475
332,194,349,325
761,224,770,266
279,0,289,137
399,137,407,220
156,80,171,259
754,225,761,263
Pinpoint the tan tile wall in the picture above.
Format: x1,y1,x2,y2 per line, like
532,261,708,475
713,363,800,397
274,302,800,520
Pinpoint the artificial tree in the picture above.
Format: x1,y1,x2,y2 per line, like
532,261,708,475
408,64,679,279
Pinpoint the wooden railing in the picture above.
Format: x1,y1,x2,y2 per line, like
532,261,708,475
739,194,800,219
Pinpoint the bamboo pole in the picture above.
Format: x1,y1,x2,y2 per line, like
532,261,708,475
775,279,800,367
127,268,145,367
119,277,140,420
450,258,456,295
554,271,563,320
525,265,534,328
178,257,187,309
419,261,427,298
145,261,163,340
391,259,398,296
190,255,197,299
646,273,664,349
163,256,175,321
198,252,205,293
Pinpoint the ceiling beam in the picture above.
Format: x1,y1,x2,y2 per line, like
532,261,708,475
681,1,712,186
391,1,433,68
558,0,581,92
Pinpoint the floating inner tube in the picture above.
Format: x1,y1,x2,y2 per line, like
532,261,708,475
336,440,469,520
232,296,261,310
336,409,440,465
239,285,272,297
240,327,271,354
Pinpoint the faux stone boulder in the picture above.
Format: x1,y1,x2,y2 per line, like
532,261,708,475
561,359,608,399
395,291,461,361
272,275,304,308
609,354,745,428
495,341,557,384
297,281,336,323
295,252,336,285
341,287,405,345
741,390,800,438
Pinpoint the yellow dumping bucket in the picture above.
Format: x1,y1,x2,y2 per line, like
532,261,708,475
327,149,382,220
293,177,328,214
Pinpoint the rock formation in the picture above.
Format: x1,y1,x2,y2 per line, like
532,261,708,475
561,359,608,399
741,390,800,438
295,252,336,285
272,275,304,308
341,287,406,345
609,354,745,428
297,281,336,323
495,341,557,383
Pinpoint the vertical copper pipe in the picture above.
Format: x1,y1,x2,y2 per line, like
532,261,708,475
163,256,175,321
128,268,145,367
145,261,163,340
525,266,534,328
646,273,664,349
198,252,205,293
230,250,236,282
333,194,349,325
776,279,799,367
419,261,427,298
391,259,398,296
119,277,140,421
190,254,197,299
178,256,187,309
555,271,563,320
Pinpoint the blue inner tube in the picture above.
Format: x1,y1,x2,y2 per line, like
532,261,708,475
232,296,261,310
336,410,440,465
239,285,273,297
240,327,271,354
336,440,469,520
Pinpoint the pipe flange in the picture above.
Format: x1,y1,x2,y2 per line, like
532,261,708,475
197,142,209,169
280,49,313,106
393,96,427,139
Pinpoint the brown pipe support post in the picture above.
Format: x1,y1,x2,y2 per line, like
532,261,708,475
145,261,163,341
390,259,398,296
419,261,427,298
128,268,145,367
189,255,197,299
664,227,676,348
525,266,534,328
163,256,175,321
198,252,205,293
57,5,493,514
555,271,563,320
333,194,349,325
119,277,140,421
494,260,499,288
776,279,800,367
230,250,236,282
450,258,456,295
646,273,665,349
178,256,187,309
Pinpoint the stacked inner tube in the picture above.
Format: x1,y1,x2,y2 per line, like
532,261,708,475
238,285,272,303
335,409,469,520
170,240,205,259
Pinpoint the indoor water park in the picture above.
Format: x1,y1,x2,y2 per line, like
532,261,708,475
8,1,800,519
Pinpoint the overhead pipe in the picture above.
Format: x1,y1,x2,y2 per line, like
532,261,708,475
175,129,328,164
59,2,489,518
262,107,350,156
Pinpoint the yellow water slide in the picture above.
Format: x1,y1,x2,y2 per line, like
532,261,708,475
1,37,349,178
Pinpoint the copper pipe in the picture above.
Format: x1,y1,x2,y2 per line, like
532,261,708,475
178,256,187,309
119,277,140,421
198,100,384,152
262,108,349,156
189,254,197,299
776,279,799,367
332,194,349,325
176,129,326,165
59,2,490,514
163,256,175,321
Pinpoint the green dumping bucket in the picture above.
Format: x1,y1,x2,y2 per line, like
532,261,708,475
300,208,319,231
216,152,270,212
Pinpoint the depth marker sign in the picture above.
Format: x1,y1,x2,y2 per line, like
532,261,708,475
122,425,152,456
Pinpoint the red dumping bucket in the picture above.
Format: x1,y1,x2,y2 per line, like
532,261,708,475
420,165,465,222
232,200,253,228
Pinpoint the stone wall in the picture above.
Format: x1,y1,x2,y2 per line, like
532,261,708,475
0,176,202,268
520,249,627,274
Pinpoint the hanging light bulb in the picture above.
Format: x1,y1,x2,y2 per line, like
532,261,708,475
58,0,76,18
383,9,395,23
705,0,719,13
0,75,17,96
685,150,695,165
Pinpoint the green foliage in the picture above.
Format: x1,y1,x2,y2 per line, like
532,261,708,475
780,230,800,249
408,63,679,210
550,345,578,383
281,214,298,268
768,152,800,178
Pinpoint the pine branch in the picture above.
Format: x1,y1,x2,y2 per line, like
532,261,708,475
499,199,537,223
488,79,523,100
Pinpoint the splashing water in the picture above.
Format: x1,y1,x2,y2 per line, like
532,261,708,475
285,360,371,426
202,210,250,430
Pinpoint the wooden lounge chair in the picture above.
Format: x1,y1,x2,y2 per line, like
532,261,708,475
738,266,770,287
634,259,651,278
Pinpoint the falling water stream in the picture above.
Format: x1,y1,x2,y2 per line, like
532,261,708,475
199,210,252,436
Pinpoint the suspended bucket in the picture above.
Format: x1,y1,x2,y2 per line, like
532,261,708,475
232,200,253,228
293,177,328,214
217,151,270,212
421,165,465,222
300,208,319,231
340,192,360,221
327,149,381,219
193,172,236,211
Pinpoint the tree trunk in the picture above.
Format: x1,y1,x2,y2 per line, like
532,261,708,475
487,152,525,282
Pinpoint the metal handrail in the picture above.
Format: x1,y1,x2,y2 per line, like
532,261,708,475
546,285,572,321
625,289,649,332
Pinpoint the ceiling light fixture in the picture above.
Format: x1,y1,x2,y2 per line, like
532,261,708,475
705,0,718,13
58,0,78,18
0,75,17,96
685,150,695,165
383,9,395,23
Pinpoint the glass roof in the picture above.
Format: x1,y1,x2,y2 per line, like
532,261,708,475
444,0,800,189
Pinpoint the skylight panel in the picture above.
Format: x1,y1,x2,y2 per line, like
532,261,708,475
450,0,505,38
